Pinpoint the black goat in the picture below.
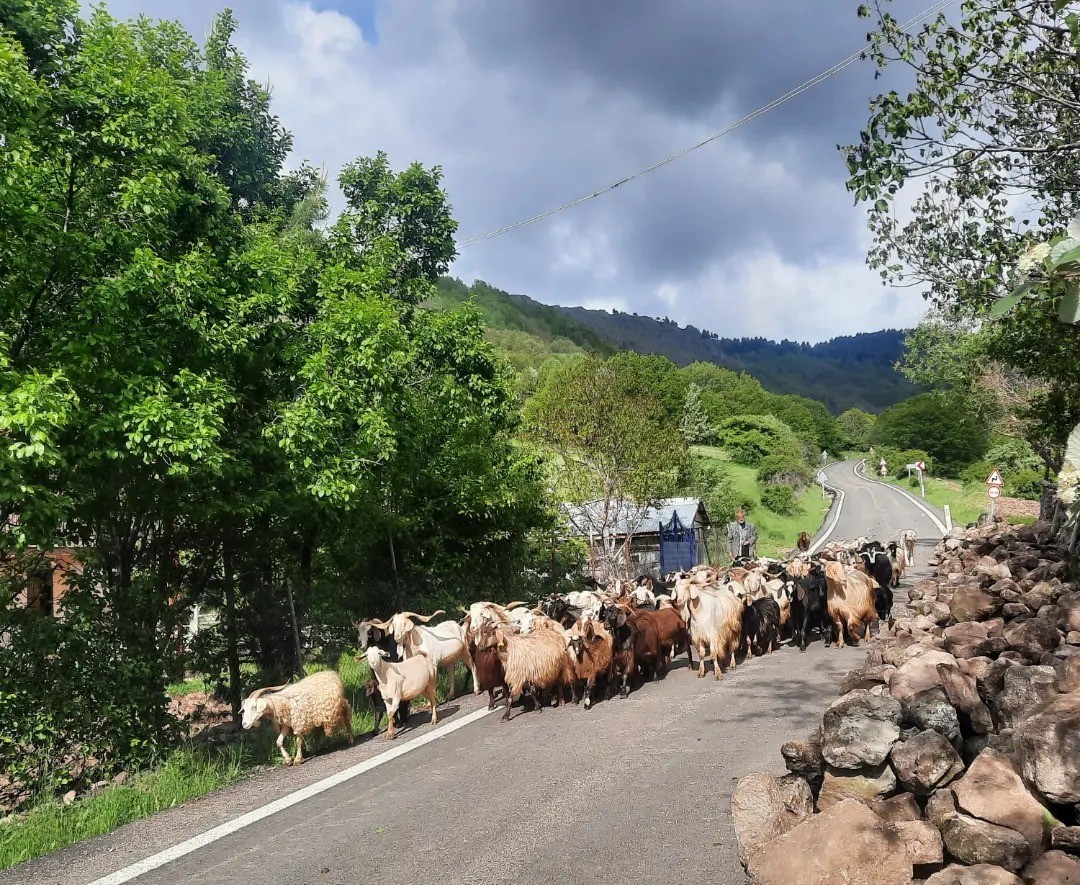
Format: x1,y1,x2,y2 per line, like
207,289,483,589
355,619,402,662
541,594,581,628
791,566,829,651
364,678,408,734
742,596,781,657
858,543,894,622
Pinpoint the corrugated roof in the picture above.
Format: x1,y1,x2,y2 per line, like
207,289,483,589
563,496,709,537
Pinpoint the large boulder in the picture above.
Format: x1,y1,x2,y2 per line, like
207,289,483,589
1003,619,1062,663
821,690,902,769
944,622,990,659
1024,581,1062,611
1016,692,1080,804
840,665,896,694
924,864,1022,885
929,786,1031,871
951,586,1000,622
951,749,1054,855
731,772,814,864
937,661,994,735
1021,850,1080,884
888,650,960,703
816,763,897,811
870,792,921,823
900,688,962,744
781,731,824,786
1054,656,1080,693
1051,825,1080,852
889,730,965,796
1059,591,1080,634
745,799,911,885
894,818,943,866
996,665,1059,729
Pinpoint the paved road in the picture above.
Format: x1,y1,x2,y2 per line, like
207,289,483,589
4,460,944,885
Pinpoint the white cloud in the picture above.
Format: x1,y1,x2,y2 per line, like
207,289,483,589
96,0,934,342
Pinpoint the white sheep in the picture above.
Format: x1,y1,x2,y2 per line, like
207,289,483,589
240,670,353,766
365,646,438,739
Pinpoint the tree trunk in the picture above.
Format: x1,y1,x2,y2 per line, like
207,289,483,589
285,575,305,679
223,538,242,718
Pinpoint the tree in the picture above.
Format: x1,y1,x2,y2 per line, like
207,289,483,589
846,0,1080,466
871,393,989,473
679,382,712,445
525,357,684,582
837,408,876,451
713,415,803,467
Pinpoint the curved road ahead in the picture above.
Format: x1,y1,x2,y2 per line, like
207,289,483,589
4,462,945,885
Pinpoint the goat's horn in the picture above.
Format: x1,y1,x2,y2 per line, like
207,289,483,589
500,600,528,611
247,681,290,700
367,618,392,630
402,609,444,623
458,605,470,614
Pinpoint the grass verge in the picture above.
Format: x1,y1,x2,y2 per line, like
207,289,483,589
692,446,833,559
0,653,474,871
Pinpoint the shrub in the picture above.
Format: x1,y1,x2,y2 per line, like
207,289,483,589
0,578,177,815
1006,469,1045,501
756,454,813,491
985,437,1042,474
871,392,988,473
760,483,799,515
714,414,802,467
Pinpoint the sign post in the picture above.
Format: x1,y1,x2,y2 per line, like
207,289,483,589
986,467,1004,520
817,469,827,501
905,460,927,498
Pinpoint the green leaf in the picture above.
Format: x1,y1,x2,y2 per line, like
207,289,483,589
990,283,1036,317
1059,282,1080,324
1066,423,1080,472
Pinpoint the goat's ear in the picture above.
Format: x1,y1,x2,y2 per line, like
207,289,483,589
400,619,415,635
255,699,268,713
616,611,627,627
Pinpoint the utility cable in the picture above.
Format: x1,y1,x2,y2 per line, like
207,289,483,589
458,0,955,248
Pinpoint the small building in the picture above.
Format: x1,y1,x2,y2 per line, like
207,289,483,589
563,497,712,579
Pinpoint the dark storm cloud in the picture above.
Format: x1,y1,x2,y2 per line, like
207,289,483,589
95,0,934,341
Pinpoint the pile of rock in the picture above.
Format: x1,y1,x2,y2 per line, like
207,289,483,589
732,519,1080,884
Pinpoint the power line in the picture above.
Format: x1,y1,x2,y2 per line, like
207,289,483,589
458,0,955,248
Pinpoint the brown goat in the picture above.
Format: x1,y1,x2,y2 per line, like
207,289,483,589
630,605,688,667
567,619,613,709
823,561,878,648
483,624,574,721
467,634,508,710
797,531,811,552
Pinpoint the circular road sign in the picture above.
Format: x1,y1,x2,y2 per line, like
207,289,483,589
988,486,1001,499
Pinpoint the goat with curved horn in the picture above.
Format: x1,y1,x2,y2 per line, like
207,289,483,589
246,681,290,700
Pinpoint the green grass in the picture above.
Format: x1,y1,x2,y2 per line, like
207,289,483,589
2,653,475,871
0,745,257,870
692,446,832,559
166,674,212,698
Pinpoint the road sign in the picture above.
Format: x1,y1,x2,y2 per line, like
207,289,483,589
986,468,1004,487
916,460,927,472
988,486,1001,499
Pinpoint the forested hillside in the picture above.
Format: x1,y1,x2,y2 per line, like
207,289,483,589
433,278,920,412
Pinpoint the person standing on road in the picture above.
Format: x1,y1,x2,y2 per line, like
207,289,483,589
726,508,758,562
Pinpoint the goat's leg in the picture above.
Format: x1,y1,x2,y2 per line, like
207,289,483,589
276,729,292,765
371,707,383,736
502,688,513,722
428,686,438,726
292,733,304,766
445,663,457,701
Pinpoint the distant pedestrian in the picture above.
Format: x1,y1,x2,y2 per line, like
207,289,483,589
727,508,758,562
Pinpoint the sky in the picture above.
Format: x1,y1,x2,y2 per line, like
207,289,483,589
99,0,935,343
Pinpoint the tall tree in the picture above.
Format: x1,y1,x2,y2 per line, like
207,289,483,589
679,382,712,445
526,357,684,582
845,0,1080,465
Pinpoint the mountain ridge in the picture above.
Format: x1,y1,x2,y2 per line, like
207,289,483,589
432,277,920,413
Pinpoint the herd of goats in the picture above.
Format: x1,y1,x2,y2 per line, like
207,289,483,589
239,530,919,766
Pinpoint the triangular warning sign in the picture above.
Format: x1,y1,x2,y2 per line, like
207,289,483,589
986,468,1004,486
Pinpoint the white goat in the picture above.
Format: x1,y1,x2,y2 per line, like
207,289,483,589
365,646,437,740
898,529,917,565
374,610,476,699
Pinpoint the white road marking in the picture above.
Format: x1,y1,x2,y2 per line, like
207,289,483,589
87,706,497,885
853,460,948,536
808,468,846,554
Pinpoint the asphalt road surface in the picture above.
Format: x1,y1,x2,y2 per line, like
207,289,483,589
4,460,945,885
